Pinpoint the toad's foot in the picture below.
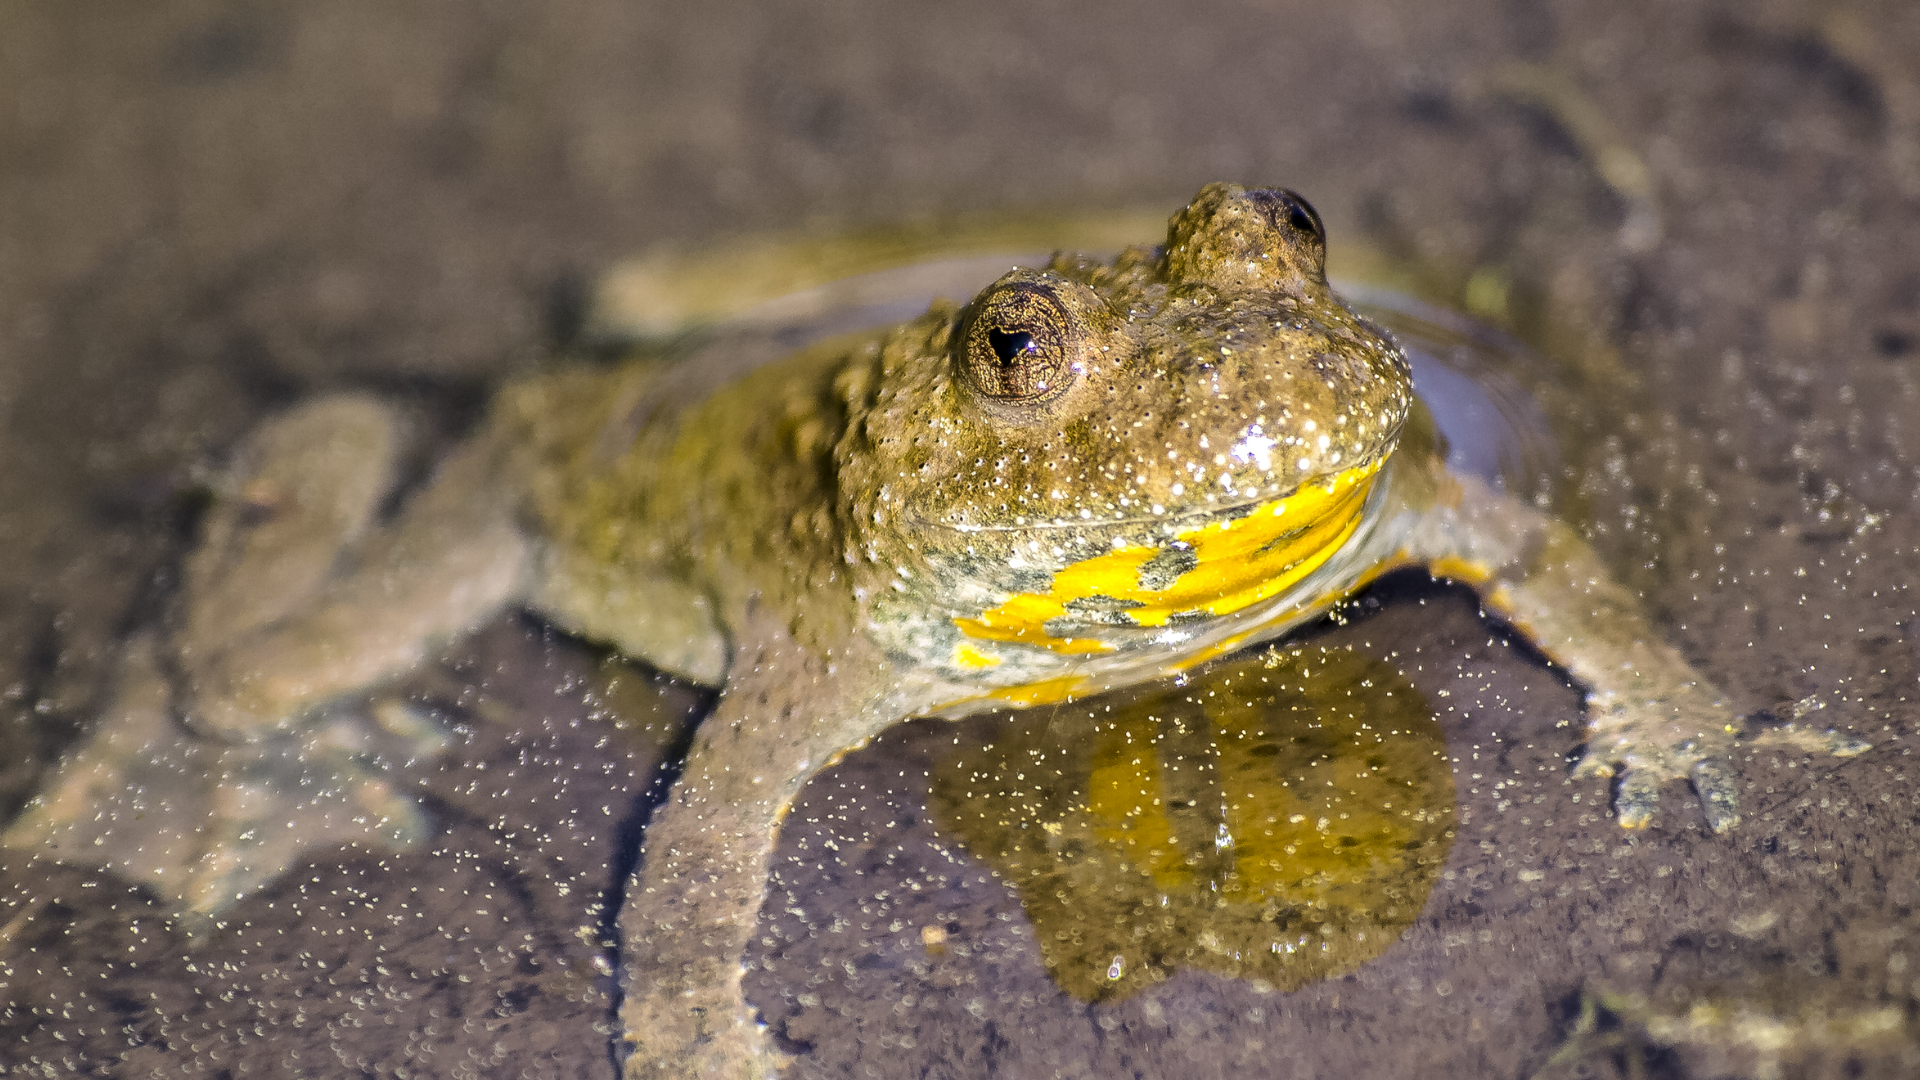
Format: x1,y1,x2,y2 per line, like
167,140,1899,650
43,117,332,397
1570,681,1871,833
1571,677,1745,832
8,392,522,924
1,634,447,924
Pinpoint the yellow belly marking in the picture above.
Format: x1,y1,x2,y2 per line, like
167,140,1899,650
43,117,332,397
954,460,1382,655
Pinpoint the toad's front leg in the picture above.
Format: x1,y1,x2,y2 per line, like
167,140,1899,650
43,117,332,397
1515,520,1868,831
618,615,921,1079
1405,471,1867,832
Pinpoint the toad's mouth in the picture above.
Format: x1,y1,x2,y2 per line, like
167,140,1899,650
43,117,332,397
950,457,1384,657
911,455,1388,536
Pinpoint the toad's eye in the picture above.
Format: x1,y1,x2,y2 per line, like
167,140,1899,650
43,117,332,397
961,282,1085,403
989,328,1037,363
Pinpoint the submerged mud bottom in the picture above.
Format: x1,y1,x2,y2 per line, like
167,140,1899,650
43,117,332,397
2,570,1903,1078
1,618,711,1079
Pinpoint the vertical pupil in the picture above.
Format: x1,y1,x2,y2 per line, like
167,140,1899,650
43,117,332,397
989,328,1035,365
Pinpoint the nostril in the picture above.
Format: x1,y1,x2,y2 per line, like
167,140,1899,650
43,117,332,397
1248,189,1325,247
1161,183,1330,290
1282,198,1315,235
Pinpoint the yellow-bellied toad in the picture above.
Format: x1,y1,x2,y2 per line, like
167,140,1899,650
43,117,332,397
3,184,1867,1077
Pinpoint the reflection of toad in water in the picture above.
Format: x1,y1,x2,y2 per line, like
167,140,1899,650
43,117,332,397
931,642,1454,1001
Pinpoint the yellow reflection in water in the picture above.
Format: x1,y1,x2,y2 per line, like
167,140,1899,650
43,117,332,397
931,643,1455,1001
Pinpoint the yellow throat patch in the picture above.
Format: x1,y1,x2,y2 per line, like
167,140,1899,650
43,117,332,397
953,458,1383,657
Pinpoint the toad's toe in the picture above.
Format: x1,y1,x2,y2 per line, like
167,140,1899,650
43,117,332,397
0,635,209,881
1570,747,1616,781
1746,721,1872,759
1689,757,1740,833
1613,767,1661,829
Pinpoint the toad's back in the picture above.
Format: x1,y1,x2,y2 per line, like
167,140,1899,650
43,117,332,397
493,326,886,685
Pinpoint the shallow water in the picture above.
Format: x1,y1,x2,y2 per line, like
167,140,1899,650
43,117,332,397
5,2,1920,1078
